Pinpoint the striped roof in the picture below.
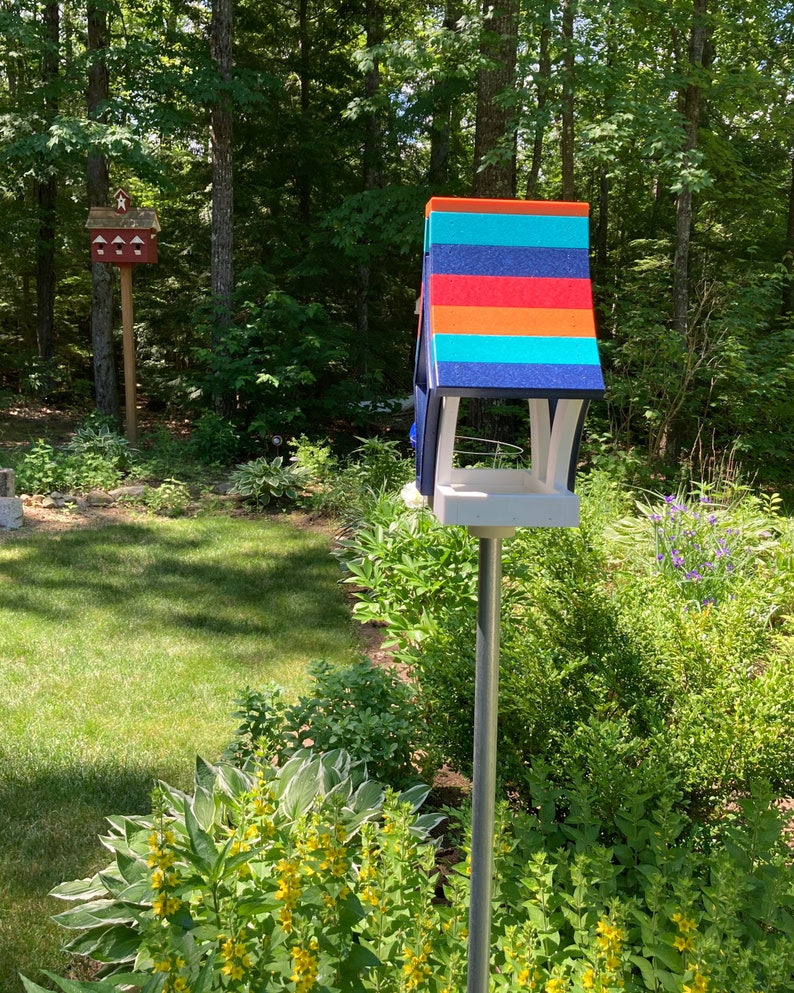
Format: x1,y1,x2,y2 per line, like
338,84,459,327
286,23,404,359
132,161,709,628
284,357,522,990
420,197,604,398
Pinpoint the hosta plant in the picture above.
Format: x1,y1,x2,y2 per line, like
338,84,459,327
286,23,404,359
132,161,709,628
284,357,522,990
229,456,309,508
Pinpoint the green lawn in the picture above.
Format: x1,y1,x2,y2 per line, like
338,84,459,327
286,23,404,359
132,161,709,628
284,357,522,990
0,512,359,992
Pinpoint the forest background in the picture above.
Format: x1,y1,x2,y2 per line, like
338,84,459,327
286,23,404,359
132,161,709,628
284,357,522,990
1,0,793,485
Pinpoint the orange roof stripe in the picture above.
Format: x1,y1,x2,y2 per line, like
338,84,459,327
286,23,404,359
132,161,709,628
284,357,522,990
425,197,590,218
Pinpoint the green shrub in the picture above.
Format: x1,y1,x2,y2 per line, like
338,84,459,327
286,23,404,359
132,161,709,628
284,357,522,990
187,411,241,466
336,490,478,649
22,750,442,993
14,438,124,494
65,416,135,472
340,471,794,825
137,478,192,516
226,659,428,789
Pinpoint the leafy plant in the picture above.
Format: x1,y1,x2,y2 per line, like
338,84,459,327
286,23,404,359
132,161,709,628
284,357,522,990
64,416,135,472
137,478,192,516
13,438,124,494
187,411,241,466
27,756,794,993
228,455,309,509
227,659,429,790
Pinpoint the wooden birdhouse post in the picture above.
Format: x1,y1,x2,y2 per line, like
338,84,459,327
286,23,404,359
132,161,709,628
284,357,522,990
413,196,604,993
86,188,161,444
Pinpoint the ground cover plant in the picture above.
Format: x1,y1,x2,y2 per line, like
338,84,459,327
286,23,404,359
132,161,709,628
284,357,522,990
0,513,359,993
23,736,794,993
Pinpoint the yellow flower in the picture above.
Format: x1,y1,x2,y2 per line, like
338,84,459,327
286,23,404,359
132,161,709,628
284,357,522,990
545,979,566,993
166,896,182,915
672,911,698,933
674,934,695,953
582,969,595,990
683,973,709,993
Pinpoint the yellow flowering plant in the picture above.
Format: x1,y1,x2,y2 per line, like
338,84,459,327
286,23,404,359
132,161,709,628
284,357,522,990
23,749,443,993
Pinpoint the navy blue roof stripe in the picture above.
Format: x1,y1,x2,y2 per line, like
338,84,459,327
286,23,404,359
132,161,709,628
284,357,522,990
427,244,590,280
433,361,605,394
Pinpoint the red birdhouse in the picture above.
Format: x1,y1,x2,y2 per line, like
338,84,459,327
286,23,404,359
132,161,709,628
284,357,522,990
86,188,160,266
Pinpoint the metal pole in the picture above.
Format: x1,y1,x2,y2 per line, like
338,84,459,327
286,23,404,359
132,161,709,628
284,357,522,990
119,264,138,446
467,529,506,993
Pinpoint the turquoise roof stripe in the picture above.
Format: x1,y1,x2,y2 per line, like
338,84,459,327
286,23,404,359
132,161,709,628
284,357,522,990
427,211,589,250
431,333,601,367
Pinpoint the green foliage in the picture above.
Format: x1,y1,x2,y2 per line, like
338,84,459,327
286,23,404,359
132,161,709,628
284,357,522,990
187,412,241,466
292,436,414,521
192,292,354,440
226,659,427,790
14,438,123,495
28,754,794,993
336,490,477,649
136,478,193,517
481,775,794,993
228,455,309,509
65,416,135,470
340,470,794,824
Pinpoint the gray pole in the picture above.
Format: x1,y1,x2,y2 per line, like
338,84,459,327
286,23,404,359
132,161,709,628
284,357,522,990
467,530,507,993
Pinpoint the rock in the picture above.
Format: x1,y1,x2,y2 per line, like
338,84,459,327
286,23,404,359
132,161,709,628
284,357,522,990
0,497,23,529
109,485,147,499
0,469,16,498
41,496,58,508
86,489,115,507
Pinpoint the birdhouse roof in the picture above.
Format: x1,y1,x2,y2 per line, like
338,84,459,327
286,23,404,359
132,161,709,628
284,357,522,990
418,197,604,399
86,207,161,232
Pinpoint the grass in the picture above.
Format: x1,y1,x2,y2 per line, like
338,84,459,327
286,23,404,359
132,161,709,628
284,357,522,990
0,511,359,992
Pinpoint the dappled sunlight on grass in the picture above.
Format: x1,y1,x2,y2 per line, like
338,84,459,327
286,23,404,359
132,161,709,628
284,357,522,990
0,513,357,992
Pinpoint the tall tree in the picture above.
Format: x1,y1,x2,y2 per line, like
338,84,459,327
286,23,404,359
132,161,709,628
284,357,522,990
87,0,119,419
428,0,462,190
559,0,576,200
356,0,385,370
472,0,519,197
210,0,235,417
35,0,59,362
672,0,710,344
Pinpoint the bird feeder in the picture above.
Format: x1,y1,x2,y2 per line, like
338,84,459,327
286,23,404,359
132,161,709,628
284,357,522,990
414,196,604,532
86,188,161,444
412,196,605,993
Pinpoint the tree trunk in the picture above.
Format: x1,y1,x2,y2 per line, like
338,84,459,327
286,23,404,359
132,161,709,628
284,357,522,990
472,0,519,198
662,0,709,462
297,0,311,229
356,0,385,372
87,0,119,420
782,150,794,317
428,0,461,190
210,0,235,417
35,0,59,363
559,0,576,201
525,18,550,199
672,0,708,343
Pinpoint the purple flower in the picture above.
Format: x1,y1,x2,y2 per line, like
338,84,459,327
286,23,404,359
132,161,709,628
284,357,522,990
685,570,702,580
